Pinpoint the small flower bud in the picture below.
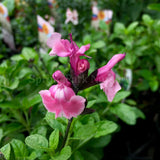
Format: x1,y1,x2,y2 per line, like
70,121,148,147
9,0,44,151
77,59,90,75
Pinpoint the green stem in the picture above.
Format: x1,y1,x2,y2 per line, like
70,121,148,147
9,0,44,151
61,118,73,149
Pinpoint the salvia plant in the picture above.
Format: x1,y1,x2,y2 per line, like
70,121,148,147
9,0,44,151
38,32,125,158
0,32,145,160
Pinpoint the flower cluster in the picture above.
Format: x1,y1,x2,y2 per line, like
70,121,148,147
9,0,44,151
39,32,125,119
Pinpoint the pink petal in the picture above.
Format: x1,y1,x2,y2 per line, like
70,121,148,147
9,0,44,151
100,71,121,102
100,70,115,88
77,44,90,56
73,10,78,17
47,33,71,57
49,49,57,56
63,96,86,119
96,53,125,82
102,81,121,102
53,41,71,57
72,41,79,51
49,84,75,101
61,39,71,50
39,90,57,112
47,32,61,48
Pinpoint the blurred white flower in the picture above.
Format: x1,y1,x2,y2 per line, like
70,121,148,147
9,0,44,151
65,8,78,25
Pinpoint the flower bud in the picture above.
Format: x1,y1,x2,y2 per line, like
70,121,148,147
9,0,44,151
52,70,71,87
77,59,90,75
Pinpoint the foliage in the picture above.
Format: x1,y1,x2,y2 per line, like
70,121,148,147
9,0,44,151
1,0,160,159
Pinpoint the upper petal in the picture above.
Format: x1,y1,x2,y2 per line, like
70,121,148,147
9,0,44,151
49,84,75,102
76,44,91,56
47,32,61,48
96,53,125,82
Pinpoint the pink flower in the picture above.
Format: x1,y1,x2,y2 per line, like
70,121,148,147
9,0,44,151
95,54,126,101
39,70,86,119
47,32,90,57
65,8,78,25
47,33,90,76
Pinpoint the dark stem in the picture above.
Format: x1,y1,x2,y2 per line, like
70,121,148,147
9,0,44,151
61,118,73,149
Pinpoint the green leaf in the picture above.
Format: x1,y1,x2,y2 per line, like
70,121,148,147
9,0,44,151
125,53,136,65
21,47,38,61
45,112,66,136
110,104,143,125
0,100,20,109
0,129,3,143
137,69,152,80
58,57,68,64
0,143,11,160
112,91,131,103
54,146,71,160
11,55,23,61
8,77,19,90
49,129,59,150
142,14,153,25
114,23,125,34
81,151,99,160
74,124,97,139
23,94,42,109
96,93,108,103
92,40,105,49
18,68,32,79
11,139,28,158
99,20,108,30
149,79,159,92
32,126,47,137
88,135,111,148
25,134,48,150
148,3,160,12
95,120,118,138
125,99,137,106
87,100,96,108
0,114,9,123
2,0,15,15
137,79,149,91
28,152,38,160
155,55,160,73
71,151,84,160
131,107,145,119
83,35,92,44
3,123,23,136
127,22,139,33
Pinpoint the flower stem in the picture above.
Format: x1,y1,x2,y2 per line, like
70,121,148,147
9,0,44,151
61,118,73,149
